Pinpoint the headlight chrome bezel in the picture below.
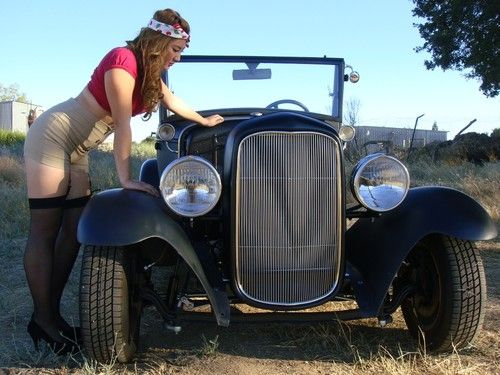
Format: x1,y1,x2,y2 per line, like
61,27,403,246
159,156,222,217
350,153,410,212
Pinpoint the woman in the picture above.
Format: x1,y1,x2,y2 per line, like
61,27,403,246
23,8,223,354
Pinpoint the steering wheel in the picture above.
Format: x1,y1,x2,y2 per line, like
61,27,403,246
266,99,309,112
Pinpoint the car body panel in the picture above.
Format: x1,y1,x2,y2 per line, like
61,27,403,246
77,188,230,326
345,186,497,314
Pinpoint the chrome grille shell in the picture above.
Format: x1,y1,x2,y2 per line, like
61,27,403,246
235,131,343,307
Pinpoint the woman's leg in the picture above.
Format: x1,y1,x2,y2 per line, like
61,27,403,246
51,168,91,332
23,98,101,348
24,159,69,339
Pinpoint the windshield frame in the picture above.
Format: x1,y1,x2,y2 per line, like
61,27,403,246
162,55,345,123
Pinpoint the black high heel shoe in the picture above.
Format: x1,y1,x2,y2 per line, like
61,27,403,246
27,320,79,355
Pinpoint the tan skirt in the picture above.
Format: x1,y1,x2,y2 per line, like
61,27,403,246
23,98,113,173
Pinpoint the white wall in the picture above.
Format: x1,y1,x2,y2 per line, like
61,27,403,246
0,101,44,133
0,102,13,131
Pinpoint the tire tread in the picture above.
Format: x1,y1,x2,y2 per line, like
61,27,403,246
80,245,136,363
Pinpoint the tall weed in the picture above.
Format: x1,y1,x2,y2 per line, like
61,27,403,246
0,155,24,185
0,144,28,240
88,142,155,193
0,184,29,240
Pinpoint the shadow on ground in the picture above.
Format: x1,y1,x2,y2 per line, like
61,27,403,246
137,311,414,365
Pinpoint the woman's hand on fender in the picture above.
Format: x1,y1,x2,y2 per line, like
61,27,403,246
122,180,159,197
202,114,224,127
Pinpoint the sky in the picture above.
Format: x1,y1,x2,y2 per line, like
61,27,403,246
0,0,498,141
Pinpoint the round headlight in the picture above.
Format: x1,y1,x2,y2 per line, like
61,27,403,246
157,123,176,141
351,153,409,212
159,156,222,217
339,124,356,142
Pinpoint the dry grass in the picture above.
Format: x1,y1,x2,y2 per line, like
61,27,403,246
460,174,500,220
0,155,24,185
406,160,500,220
0,142,498,374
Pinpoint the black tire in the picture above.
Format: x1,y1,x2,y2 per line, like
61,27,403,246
79,245,144,363
398,234,486,352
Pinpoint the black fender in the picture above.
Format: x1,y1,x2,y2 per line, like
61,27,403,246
77,188,230,326
345,186,497,316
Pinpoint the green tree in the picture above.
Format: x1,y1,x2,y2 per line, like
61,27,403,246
412,0,500,97
0,83,28,103
491,128,500,138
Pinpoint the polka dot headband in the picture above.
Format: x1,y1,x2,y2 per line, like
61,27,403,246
148,19,190,45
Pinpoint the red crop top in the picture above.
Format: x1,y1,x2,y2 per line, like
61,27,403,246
87,47,146,116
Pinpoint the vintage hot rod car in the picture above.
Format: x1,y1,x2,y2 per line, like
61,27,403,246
77,55,497,363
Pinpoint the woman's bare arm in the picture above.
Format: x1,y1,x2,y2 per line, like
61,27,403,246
105,68,158,196
160,81,224,127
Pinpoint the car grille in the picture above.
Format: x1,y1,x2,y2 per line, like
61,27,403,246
235,131,342,306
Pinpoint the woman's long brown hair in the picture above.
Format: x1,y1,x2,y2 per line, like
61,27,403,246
126,9,190,119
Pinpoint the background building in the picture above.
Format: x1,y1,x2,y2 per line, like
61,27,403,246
0,100,44,133
353,125,448,149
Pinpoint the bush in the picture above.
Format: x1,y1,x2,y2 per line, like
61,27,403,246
0,130,25,146
409,132,500,165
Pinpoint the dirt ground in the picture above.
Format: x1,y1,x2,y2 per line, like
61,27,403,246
1,238,498,375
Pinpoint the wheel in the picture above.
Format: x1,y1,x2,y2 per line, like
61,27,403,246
266,99,309,112
398,234,486,352
79,245,145,363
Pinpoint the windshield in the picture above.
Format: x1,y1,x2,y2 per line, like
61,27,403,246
164,56,345,120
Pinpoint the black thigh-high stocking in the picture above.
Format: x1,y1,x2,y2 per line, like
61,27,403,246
24,205,64,338
51,204,85,331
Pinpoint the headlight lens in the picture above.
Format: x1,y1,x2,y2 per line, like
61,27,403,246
339,124,356,142
351,153,409,212
159,156,222,217
157,123,176,141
